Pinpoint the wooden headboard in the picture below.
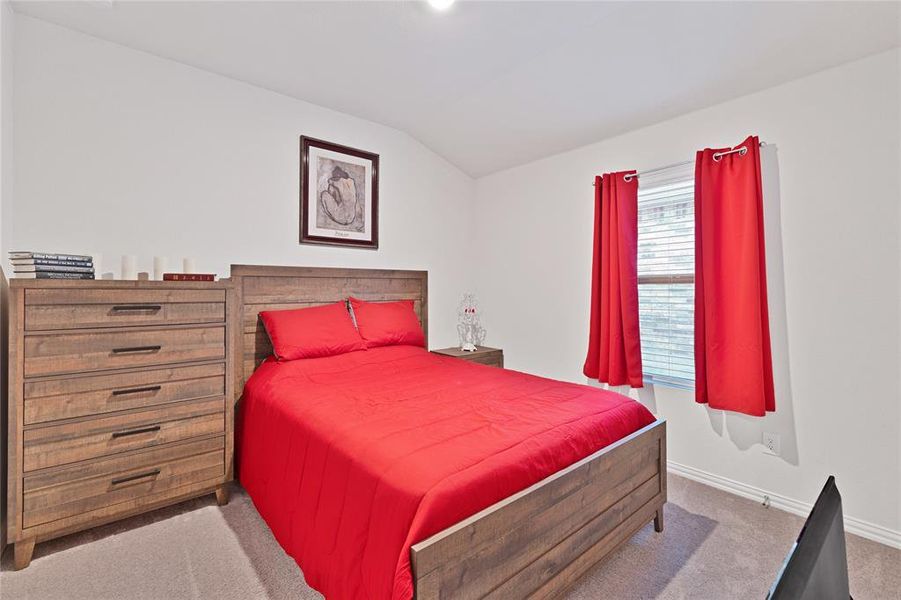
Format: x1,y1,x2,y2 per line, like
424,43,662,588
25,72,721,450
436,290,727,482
229,264,428,397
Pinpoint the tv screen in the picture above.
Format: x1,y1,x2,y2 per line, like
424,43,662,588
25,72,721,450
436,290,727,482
767,476,851,600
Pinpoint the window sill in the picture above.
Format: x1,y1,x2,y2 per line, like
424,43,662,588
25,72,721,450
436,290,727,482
643,375,695,392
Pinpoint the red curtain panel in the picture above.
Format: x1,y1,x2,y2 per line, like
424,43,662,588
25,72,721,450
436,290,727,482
695,135,775,416
583,172,643,388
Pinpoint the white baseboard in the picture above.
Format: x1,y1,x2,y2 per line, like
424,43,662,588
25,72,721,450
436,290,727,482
667,461,901,550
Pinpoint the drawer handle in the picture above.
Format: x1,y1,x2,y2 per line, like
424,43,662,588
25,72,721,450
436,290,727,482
111,469,161,486
111,424,161,438
111,304,162,312
112,385,162,396
111,345,162,354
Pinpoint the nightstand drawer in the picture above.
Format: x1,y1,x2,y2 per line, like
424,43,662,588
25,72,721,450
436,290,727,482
24,325,226,377
24,363,226,425
465,352,504,368
23,397,224,471
23,437,225,529
25,289,225,331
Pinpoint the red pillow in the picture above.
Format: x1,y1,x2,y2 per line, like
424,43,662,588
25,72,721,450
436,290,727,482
260,301,365,360
348,297,425,349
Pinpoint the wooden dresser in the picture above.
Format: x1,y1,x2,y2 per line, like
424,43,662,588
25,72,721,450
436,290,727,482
430,346,504,368
6,279,234,569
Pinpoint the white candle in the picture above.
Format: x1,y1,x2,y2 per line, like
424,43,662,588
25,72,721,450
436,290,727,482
91,253,102,276
153,256,167,280
183,258,195,274
121,255,137,280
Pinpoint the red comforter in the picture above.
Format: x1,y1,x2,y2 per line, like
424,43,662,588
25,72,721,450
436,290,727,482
237,345,655,600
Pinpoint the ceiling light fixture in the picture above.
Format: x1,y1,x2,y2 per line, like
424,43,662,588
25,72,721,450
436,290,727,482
426,0,455,11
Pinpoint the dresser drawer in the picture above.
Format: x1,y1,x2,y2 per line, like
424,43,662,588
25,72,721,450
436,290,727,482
23,437,225,529
24,363,226,425
25,289,225,331
23,397,224,471
24,325,226,377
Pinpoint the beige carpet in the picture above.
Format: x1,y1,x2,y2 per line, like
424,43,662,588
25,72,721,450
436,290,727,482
2,474,898,599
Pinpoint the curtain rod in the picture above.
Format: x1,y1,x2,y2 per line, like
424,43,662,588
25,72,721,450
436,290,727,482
592,141,768,186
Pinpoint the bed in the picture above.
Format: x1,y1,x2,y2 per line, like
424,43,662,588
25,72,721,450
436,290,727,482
231,264,666,600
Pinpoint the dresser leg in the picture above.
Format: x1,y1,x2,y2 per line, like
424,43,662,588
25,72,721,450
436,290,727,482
14,537,36,570
654,509,664,533
215,484,230,506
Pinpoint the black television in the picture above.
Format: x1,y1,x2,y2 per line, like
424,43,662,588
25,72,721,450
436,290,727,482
767,476,851,600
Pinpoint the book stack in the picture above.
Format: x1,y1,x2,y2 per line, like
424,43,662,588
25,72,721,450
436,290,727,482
162,273,216,282
9,251,95,280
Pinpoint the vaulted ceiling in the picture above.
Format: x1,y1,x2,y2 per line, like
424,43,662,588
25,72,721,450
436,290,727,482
14,1,900,177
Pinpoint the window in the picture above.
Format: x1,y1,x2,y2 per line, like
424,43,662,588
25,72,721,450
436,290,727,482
637,164,695,389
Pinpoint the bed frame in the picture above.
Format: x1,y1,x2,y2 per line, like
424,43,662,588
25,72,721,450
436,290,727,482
229,264,666,600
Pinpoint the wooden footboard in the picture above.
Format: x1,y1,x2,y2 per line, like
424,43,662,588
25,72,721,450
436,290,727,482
411,419,666,599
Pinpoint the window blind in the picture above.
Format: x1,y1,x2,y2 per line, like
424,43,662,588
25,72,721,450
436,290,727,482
637,166,695,388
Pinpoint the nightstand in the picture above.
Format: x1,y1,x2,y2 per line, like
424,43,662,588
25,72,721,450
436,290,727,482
431,346,504,368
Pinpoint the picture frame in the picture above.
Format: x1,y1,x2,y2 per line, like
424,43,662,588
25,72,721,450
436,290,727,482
300,136,379,249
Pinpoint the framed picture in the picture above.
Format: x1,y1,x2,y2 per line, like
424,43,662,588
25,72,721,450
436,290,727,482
300,136,379,249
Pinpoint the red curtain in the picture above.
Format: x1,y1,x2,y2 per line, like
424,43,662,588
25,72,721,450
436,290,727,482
583,172,643,388
695,135,775,416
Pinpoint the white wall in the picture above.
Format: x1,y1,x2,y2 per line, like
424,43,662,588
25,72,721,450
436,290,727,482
11,16,476,348
0,1,10,255
475,49,901,541
0,0,12,553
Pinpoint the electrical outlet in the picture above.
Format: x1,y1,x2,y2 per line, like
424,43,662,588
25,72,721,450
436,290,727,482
763,432,781,456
